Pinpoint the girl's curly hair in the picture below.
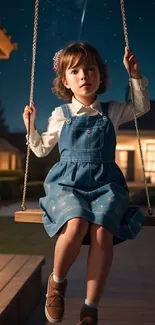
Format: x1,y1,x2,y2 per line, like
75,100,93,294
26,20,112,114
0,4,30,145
52,42,109,101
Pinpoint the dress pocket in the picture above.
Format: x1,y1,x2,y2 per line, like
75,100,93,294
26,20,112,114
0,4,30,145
72,126,104,152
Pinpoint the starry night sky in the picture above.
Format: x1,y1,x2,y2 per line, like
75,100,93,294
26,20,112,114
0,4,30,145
0,0,155,133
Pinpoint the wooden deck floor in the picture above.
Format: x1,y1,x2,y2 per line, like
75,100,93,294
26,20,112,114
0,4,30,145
25,226,155,325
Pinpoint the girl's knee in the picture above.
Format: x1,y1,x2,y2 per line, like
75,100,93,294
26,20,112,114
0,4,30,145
90,224,113,249
62,218,89,240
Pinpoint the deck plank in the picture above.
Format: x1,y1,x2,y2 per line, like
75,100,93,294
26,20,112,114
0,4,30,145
0,255,30,292
0,254,15,271
0,255,45,314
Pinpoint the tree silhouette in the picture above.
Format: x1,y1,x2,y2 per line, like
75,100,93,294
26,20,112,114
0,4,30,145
0,100,9,137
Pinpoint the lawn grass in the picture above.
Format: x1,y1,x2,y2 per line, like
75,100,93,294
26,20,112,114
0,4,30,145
0,217,57,258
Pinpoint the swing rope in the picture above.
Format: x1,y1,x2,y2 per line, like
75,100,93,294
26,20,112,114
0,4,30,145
21,0,39,211
120,0,152,215
21,0,152,216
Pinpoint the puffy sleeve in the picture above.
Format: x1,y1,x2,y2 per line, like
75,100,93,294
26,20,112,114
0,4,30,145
26,107,63,157
108,76,150,132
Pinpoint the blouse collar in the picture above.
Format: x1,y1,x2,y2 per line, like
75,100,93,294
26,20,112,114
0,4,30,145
72,96,102,115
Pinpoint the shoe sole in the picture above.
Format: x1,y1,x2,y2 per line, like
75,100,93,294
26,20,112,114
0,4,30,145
45,306,63,324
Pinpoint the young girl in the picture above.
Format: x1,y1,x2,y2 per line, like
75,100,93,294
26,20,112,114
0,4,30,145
23,42,150,325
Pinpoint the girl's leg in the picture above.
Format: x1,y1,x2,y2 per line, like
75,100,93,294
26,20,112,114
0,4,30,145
53,218,89,277
77,225,113,324
45,218,89,324
86,224,113,302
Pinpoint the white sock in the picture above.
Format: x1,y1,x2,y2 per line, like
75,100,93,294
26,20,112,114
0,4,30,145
53,272,66,283
85,299,99,309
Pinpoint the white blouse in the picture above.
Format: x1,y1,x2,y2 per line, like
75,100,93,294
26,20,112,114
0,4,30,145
27,77,150,158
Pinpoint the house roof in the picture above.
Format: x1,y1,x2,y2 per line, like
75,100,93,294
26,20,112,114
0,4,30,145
0,137,21,153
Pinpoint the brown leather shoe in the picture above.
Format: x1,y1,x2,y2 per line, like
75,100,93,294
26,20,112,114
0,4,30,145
45,273,67,323
77,304,98,325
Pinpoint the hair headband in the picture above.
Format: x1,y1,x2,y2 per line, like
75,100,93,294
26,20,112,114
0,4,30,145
53,49,63,73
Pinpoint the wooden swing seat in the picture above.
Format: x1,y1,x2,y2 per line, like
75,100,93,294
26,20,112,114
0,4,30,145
14,209,155,226
15,209,43,223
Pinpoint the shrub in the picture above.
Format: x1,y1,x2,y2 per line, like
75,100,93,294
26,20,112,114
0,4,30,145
20,181,45,199
0,170,24,179
0,177,21,200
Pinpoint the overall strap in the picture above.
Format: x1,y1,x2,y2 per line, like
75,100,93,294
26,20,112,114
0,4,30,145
61,104,72,119
100,102,109,117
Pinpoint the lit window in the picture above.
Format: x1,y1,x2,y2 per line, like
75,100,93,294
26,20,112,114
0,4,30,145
145,143,155,183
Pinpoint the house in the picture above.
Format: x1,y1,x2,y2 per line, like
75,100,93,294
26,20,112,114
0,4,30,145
116,100,155,184
0,138,23,170
116,130,155,183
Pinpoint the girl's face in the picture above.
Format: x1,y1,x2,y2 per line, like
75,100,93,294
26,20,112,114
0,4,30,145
63,62,101,104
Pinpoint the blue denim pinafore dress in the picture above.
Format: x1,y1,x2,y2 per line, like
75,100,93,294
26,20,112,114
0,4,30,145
39,103,144,245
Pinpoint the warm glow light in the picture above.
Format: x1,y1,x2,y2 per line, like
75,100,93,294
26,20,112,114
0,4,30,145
145,139,155,144
116,145,134,150
144,143,155,183
116,150,128,177
0,153,17,170
0,28,17,59
0,153,9,169
11,154,16,170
